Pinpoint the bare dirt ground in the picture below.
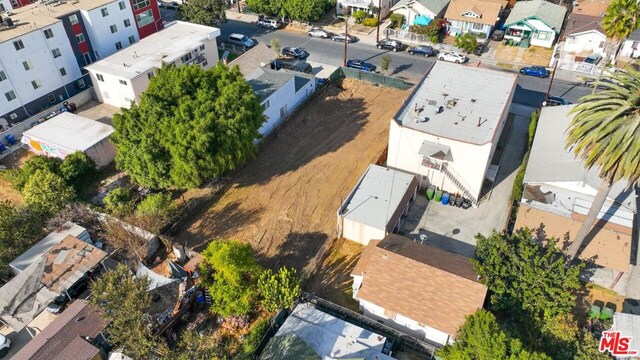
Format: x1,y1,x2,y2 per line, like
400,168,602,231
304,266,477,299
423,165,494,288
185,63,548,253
175,80,408,283
0,148,31,205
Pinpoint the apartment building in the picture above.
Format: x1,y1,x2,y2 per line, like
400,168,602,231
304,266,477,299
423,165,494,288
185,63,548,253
0,0,160,126
86,21,221,108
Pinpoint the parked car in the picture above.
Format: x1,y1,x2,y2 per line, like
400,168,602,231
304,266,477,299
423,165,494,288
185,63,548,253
346,59,376,72
227,33,255,48
332,33,358,43
408,45,435,57
258,18,282,29
437,52,468,63
583,77,622,88
271,59,313,74
159,0,179,9
307,28,334,39
542,96,571,107
473,43,487,56
377,39,403,52
584,53,602,65
0,335,10,358
491,30,504,41
281,47,309,60
519,66,549,78
45,275,90,314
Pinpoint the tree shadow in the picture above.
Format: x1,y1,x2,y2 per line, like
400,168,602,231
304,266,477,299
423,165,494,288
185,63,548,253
390,63,413,76
512,84,546,108
257,231,328,272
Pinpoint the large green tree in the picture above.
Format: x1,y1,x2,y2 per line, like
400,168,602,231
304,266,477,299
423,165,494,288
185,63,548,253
111,64,264,189
246,0,328,21
0,201,44,278
602,0,640,41
200,240,262,316
178,0,226,27
565,67,640,259
22,169,75,215
258,266,301,313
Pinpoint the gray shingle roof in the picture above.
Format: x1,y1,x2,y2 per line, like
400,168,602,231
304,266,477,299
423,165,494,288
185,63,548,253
505,0,567,33
392,0,451,16
248,69,295,102
629,28,640,41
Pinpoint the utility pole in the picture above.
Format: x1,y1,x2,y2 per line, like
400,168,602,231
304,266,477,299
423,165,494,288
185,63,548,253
375,0,382,43
544,44,561,100
343,16,348,66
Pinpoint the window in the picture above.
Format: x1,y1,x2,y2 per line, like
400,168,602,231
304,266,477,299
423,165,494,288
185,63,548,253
537,31,550,40
51,48,62,58
201,60,207,67
76,33,86,43
96,74,105,82
263,100,269,110
110,24,118,33
119,79,127,85
23,60,32,70
77,79,86,88
13,40,24,50
48,94,56,103
147,72,154,80
31,79,42,89
132,0,150,10
43,29,54,39
59,67,67,76
199,45,205,50
128,35,135,44
0,71,6,81
181,53,192,63
135,10,154,27
472,22,483,31
83,53,91,65
101,7,109,17
5,91,16,101
599,40,605,49
69,14,79,24
124,19,131,27
115,41,123,50
118,1,126,9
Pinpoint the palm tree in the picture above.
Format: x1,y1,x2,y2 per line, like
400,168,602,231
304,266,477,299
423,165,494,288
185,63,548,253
565,66,640,259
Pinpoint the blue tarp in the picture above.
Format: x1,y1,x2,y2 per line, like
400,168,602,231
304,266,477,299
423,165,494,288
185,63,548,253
413,15,432,26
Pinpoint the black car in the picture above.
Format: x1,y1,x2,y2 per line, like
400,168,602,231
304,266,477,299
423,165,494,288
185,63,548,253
490,30,504,41
408,45,435,57
346,59,376,72
542,96,571,107
331,33,358,43
271,59,313,74
281,47,309,60
377,39,403,52
46,275,90,314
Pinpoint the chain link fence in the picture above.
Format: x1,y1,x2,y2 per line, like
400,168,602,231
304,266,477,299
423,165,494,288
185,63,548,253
341,67,412,90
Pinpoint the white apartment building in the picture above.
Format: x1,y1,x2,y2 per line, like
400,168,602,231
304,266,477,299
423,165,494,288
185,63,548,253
86,21,220,108
0,0,13,12
81,0,139,59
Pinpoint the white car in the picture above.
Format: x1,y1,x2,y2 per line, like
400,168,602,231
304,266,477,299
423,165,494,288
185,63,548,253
437,52,468,64
159,0,179,10
0,334,10,358
307,28,333,39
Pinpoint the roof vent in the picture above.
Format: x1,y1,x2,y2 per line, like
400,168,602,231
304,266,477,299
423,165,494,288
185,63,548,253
428,100,437,106
471,99,477,103
447,99,458,108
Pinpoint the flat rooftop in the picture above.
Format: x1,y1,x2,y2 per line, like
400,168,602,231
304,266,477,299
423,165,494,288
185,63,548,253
0,0,116,42
85,21,221,79
395,62,517,145
22,112,114,152
340,164,416,230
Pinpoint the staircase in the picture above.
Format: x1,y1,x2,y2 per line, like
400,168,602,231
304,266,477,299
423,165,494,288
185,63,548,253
441,163,478,207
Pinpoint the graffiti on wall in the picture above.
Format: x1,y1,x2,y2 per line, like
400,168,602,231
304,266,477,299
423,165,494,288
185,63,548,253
23,135,68,159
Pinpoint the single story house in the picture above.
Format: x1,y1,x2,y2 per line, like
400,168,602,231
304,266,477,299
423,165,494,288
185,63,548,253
337,0,399,18
351,234,488,345
260,302,395,360
444,0,507,38
561,0,610,55
12,300,108,360
21,113,116,168
619,28,640,60
503,0,567,48
387,61,517,207
515,105,637,295
337,164,419,246
390,0,451,27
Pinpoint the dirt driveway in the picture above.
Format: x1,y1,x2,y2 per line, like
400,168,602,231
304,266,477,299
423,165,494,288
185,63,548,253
175,79,408,275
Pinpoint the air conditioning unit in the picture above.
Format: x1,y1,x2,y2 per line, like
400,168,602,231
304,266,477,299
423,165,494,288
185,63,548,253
9,113,17,119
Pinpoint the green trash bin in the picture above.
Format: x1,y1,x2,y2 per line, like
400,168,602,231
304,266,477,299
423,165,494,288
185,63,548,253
434,190,442,202
426,187,435,200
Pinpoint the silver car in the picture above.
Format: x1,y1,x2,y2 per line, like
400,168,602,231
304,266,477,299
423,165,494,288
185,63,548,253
437,52,468,64
307,28,333,39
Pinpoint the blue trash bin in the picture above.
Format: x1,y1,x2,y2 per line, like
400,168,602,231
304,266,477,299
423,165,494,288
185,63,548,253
0,143,6,152
442,192,450,205
5,134,16,145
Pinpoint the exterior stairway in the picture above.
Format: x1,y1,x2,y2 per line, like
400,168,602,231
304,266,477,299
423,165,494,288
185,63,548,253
442,163,478,207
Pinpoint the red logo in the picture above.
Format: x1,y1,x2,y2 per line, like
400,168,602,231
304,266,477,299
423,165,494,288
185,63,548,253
600,331,638,356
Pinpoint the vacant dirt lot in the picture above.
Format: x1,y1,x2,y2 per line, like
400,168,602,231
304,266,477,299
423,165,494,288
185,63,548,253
176,80,408,277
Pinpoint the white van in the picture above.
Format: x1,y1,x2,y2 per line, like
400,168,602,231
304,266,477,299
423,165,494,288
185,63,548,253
258,18,282,29
228,33,255,48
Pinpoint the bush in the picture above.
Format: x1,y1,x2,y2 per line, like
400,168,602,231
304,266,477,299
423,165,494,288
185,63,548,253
389,13,404,28
10,156,63,190
242,318,270,355
381,54,392,73
59,152,96,192
23,169,76,215
136,193,173,218
455,32,478,53
528,110,540,148
353,10,367,23
362,17,378,27
475,32,487,39
258,267,301,313
104,187,133,216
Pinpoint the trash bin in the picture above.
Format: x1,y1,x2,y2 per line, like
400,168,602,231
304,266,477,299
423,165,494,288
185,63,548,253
0,143,6,152
5,134,16,145
426,187,435,200
449,194,457,206
434,190,442,202
442,192,450,205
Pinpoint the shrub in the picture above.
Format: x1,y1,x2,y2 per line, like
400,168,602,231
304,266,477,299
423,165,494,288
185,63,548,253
59,152,96,192
380,54,392,73
258,267,301,313
22,169,75,215
136,193,174,218
270,38,281,56
11,156,63,190
104,187,133,216
362,17,378,27
389,13,404,28
353,10,367,23
475,32,487,39
455,32,478,53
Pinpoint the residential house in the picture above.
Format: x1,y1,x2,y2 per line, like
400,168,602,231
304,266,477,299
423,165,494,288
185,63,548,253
86,21,220,108
351,234,488,345
561,0,609,55
503,0,567,48
619,28,640,60
337,164,419,246
12,300,108,360
390,0,450,27
337,0,398,18
260,302,396,360
444,0,507,38
21,112,116,167
515,105,637,296
387,61,518,206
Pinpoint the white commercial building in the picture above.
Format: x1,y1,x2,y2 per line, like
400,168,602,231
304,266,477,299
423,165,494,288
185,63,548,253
21,112,116,167
86,21,220,108
387,61,517,206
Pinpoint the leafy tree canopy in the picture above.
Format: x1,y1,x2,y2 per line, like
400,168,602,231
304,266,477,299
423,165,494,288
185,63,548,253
246,0,330,22
0,201,45,278
111,64,264,190
201,240,262,316
455,33,478,54
178,0,226,26
258,267,301,313
103,187,134,216
602,0,640,39
59,151,97,192
22,169,75,215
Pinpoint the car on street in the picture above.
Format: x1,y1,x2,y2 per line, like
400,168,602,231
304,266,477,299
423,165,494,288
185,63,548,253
437,52,468,63
307,28,334,39
45,275,90,314
346,59,376,72
159,0,179,9
377,39,403,52
332,33,358,43
258,18,282,29
281,47,309,59
227,33,255,48
583,53,602,65
519,66,549,78
0,335,10,358
408,45,435,57
271,59,313,73
583,77,622,88
541,96,571,107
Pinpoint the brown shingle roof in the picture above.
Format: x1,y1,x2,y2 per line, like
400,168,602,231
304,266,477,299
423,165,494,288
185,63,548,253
564,13,605,35
572,0,610,17
13,300,108,360
352,234,487,336
445,0,506,26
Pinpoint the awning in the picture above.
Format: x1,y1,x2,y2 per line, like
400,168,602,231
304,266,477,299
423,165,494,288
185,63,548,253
413,15,432,26
136,262,178,291
418,141,450,160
